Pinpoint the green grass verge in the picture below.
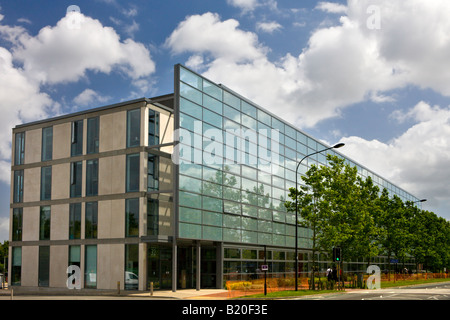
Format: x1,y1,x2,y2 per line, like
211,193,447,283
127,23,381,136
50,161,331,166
379,277,450,288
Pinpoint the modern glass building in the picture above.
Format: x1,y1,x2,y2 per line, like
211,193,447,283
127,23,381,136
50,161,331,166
9,64,420,291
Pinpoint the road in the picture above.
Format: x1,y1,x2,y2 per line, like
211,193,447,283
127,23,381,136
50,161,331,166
294,281,450,300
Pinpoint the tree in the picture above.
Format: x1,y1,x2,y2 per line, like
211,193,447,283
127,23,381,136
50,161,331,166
285,154,382,286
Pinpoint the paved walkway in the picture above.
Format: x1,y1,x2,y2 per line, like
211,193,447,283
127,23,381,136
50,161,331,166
0,287,231,300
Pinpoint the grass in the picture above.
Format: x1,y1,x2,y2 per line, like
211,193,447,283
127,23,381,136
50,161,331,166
379,277,450,288
240,277,450,299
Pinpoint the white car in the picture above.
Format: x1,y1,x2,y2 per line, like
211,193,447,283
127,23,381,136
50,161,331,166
125,271,138,290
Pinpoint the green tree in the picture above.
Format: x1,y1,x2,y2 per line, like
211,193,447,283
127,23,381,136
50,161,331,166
286,154,382,286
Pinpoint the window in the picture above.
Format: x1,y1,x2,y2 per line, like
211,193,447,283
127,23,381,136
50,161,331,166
147,199,158,236
69,245,81,268
41,127,53,161
125,244,139,290
11,247,22,286
147,155,159,191
70,161,82,198
40,166,52,201
13,170,24,203
12,208,23,241
69,203,81,240
126,154,140,192
38,246,50,287
71,120,83,156
39,206,51,240
127,109,140,148
87,117,99,154
85,202,98,239
86,159,98,196
14,132,25,165
148,109,159,146
125,198,139,237
85,245,97,288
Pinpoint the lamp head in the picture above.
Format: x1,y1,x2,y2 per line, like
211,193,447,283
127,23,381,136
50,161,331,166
333,143,345,149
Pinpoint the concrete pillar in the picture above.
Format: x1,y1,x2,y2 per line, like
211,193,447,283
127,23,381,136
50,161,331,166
216,242,224,289
196,241,201,291
172,241,177,292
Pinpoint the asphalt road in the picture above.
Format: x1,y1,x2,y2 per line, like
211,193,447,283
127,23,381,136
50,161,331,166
294,281,450,300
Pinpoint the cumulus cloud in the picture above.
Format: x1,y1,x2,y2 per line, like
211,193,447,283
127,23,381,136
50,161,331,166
165,12,267,63
11,12,155,84
340,101,450,216
166,1,450,130
256,21,283,33
0,47,56,177
315,2,348,14
226,0,260,13
0,10,156,183
73,89,111,107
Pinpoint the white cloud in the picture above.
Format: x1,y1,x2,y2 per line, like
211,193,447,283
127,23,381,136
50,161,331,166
166,1,450,130
12,12,155,84
0,217,9,242
73,89,111,107
165,12,267,63
315,2,348,14
0,47,56,159
0,10,156,184
227,0,260,13
256,21,283,34
340,101,450,219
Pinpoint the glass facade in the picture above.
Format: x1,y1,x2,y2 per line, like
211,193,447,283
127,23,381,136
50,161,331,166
175,65,420,248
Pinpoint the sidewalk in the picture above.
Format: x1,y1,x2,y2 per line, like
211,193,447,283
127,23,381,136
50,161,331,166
0,286,230,300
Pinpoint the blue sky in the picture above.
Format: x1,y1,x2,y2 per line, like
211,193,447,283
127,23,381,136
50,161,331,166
1,0,450,241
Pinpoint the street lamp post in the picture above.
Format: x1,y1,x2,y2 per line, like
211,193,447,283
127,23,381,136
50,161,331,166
294,143,345,291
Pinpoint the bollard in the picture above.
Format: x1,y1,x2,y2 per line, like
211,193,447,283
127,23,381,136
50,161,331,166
150,282,153,296
11,288,13,300
117,281,120,295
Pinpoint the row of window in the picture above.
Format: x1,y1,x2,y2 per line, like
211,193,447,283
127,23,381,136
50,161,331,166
14,108,160,164
11,199,159,242
10,244,139,289
12,153,159,204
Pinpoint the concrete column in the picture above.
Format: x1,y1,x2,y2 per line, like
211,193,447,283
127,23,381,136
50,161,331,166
196,241,201,291
172,241,177,292
216,242,224,289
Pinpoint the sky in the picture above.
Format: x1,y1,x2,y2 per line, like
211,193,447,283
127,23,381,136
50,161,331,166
1,0,450,242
